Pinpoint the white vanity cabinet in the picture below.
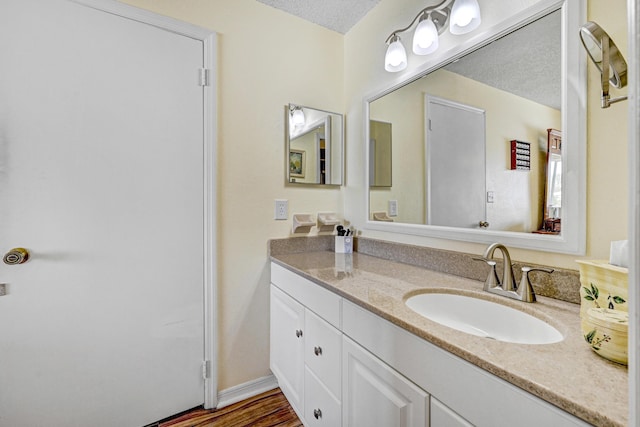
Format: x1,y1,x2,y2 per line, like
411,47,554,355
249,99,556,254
270,263,342,426
270,262,590,427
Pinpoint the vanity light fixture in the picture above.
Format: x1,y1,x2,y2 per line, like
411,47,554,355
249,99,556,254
290,105,306,127
384,0,481,72
579,21,628,108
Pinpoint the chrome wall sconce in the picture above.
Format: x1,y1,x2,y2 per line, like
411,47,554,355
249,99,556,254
579,21,628,108
289,105,306,127
384,0,481,72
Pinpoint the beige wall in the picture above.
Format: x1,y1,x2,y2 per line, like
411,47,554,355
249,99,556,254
345,0,628,269
119,0,629,396
119,0,345,391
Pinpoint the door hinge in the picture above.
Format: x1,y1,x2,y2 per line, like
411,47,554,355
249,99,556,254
202,360,210,379
198,68,210,87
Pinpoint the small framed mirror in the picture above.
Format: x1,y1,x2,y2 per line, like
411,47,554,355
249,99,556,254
286,104,344,186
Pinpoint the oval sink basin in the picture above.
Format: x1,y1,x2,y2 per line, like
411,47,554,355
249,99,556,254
405,293,563,344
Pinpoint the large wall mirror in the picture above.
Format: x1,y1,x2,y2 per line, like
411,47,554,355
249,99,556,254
365,0,586,254
286,104,344,186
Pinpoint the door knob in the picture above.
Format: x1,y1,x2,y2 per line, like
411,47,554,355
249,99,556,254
3,248,30,265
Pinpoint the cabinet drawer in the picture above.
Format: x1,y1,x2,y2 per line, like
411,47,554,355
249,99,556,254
271,262,341,328
305,367,342,427
305,309,342,399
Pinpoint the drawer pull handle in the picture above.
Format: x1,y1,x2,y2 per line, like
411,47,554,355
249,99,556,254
295,329,303,338
314,346,323,356
314,408,322,419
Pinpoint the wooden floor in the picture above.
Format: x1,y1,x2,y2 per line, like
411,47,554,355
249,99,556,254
158,388,302,427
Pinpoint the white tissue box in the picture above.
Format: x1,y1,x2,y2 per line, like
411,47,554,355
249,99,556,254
609,240,629,268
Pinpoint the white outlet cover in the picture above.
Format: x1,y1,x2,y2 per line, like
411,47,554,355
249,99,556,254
388,200,398,217
274,199,288,220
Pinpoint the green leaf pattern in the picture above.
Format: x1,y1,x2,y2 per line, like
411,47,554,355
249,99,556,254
584,329,611,351
582,282,625,310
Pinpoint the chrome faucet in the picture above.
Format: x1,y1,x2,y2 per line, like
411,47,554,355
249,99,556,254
482,243,516,292
475,243,553,303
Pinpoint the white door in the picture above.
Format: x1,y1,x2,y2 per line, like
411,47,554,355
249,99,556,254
0,1,210,425
426,95,486,228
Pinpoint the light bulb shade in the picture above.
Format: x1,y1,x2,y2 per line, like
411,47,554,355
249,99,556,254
413,17,439,55
291,108,305,126
385,36,407,72
450,0,481,35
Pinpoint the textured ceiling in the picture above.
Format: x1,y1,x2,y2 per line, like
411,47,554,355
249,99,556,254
444,10,561,110
256,0,381,34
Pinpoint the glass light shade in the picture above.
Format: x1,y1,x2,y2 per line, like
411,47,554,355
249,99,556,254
450,0,481,35
385,36,407,72
291,108,305,126
413,16,439,55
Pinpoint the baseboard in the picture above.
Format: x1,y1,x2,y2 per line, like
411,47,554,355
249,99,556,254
215,374,279,409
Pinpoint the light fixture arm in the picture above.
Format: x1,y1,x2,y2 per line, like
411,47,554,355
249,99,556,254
384,0,453,44
579,21,628,108
600,34,628,108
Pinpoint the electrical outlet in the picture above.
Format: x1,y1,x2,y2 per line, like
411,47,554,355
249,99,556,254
388,200,398,217
487,191,495,203
274,199,288,220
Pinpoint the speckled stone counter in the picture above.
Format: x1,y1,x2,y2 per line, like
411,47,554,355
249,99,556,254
269,247,628,427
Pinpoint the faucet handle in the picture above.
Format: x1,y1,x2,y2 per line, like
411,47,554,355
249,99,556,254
473,257,501,290
517,267,554,302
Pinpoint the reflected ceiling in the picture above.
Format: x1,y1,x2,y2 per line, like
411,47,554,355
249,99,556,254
444,10,561,109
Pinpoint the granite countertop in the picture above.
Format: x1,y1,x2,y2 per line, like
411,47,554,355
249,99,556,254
270,250,628,427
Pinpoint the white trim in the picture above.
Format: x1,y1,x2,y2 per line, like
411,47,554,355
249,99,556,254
71,0,219,410
203,31,219,410
363,0,586,255
628,0,639,423
216,375,279,409
69,0,213,40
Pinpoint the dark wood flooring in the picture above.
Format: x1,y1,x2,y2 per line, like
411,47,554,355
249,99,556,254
158,388,302,427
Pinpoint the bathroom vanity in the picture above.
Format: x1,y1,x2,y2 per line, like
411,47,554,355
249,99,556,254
269,245,627,426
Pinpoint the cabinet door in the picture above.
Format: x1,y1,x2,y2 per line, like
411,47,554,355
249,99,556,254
270,285,305,414
431,397,473,427
342,337,428,427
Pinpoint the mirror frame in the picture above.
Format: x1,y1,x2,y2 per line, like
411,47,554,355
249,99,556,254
285,104,345,187
363,0,586,255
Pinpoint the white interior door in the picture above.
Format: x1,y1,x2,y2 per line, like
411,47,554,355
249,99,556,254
0,1,210,425
426,95,486,228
